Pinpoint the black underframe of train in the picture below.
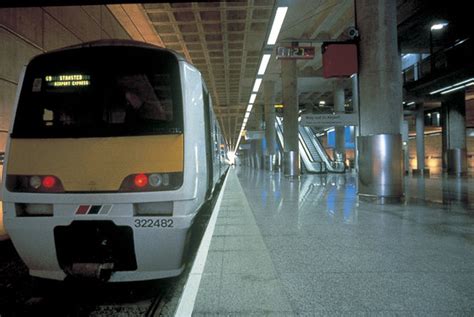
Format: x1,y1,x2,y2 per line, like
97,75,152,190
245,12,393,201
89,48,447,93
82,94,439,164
54,220,138,274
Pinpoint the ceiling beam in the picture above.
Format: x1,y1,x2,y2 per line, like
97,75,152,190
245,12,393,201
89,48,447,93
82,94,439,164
108,4,164,47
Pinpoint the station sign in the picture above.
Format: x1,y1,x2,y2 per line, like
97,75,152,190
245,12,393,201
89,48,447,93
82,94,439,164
300,113,358,127
276,46,315,60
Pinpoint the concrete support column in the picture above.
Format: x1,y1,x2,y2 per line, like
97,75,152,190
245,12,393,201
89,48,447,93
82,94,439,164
281,59,300,177
356,0,403,202
253,104,264,169
442,91,467,175
352,74,360,172
402,120,409,174
254,138,263,169
413,103,429,175
264,80,277,171
414,54,422,81
333,79,346,163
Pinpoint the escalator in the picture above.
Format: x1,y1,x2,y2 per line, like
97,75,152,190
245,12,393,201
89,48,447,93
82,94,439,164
275,117,345,173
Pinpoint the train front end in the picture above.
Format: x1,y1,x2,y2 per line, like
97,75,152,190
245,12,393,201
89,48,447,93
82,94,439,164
2,42,208,281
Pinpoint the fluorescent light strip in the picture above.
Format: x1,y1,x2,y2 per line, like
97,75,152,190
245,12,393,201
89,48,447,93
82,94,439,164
267,7,288,45
252,78,262,92
430,78,474,95
407,101,415,106
455,38,468,47
249,94,257,104
441,84,469,95
247,104,253,112
258,54,271,75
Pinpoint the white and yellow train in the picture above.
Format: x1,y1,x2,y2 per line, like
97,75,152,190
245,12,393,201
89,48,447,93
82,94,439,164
2,40,227,282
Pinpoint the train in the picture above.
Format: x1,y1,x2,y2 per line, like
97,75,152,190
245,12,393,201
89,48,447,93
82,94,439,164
2,40,227,282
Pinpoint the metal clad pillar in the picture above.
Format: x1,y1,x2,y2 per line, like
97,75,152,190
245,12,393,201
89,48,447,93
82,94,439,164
356,0,403,202
264,80,277,171
333,79,346,163
281,59,300,177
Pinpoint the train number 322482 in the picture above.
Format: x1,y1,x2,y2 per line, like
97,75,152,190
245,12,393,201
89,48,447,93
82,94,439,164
134,218,174,228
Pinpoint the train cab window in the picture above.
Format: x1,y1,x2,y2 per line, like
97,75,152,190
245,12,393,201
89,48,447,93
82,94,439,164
12,46,183,138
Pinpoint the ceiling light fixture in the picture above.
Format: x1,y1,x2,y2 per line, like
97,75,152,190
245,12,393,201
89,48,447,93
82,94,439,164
257,54,271,75
430,22,448,31
252,78,263,92
441,82,474,95
235,6,288,152
267,7,288,45
430,78,474,95
249,94,257,104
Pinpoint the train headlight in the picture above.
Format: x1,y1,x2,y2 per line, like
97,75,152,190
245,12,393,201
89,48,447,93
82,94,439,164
162,174,170,186
148,174,162,187
29,176,42,189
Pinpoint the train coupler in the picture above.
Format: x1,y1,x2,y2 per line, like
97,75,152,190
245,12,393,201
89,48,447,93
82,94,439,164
65,262,114,281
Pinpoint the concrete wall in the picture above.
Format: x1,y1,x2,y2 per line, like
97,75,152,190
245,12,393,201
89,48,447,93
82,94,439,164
0,6,130,150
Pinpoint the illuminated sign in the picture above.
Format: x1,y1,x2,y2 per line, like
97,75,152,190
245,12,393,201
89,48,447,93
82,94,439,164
45,74,91,87
276,46,315,60
300,113,358,127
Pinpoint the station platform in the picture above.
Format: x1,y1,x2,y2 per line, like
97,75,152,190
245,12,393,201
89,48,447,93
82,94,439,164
180,167,474,316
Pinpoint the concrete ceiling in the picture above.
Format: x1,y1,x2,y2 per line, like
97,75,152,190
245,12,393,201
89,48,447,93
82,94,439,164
1,0,462,148
107,0,354,149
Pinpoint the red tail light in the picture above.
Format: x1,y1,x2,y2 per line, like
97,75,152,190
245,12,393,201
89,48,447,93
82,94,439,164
134,174,148,188
42,176,56,188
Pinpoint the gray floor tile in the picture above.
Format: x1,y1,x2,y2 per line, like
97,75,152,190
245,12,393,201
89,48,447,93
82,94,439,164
224,235,267,251
209,236,225,251
222,250,275,276
219,274,293,314
203,251,223,274
225,224,261,236
270,248,344,274
193,273,222,314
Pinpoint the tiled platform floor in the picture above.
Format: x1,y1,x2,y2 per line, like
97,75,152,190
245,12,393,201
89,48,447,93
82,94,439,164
192,167,474,316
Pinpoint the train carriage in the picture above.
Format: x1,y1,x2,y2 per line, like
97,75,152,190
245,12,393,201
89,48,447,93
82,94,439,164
2,40,227,282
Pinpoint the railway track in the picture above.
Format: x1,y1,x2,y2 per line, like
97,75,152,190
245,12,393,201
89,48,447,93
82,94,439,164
0,235,171,316
8,277,170,316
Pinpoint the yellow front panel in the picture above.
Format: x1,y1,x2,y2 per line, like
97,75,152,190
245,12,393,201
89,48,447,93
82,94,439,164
7,135,184,192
